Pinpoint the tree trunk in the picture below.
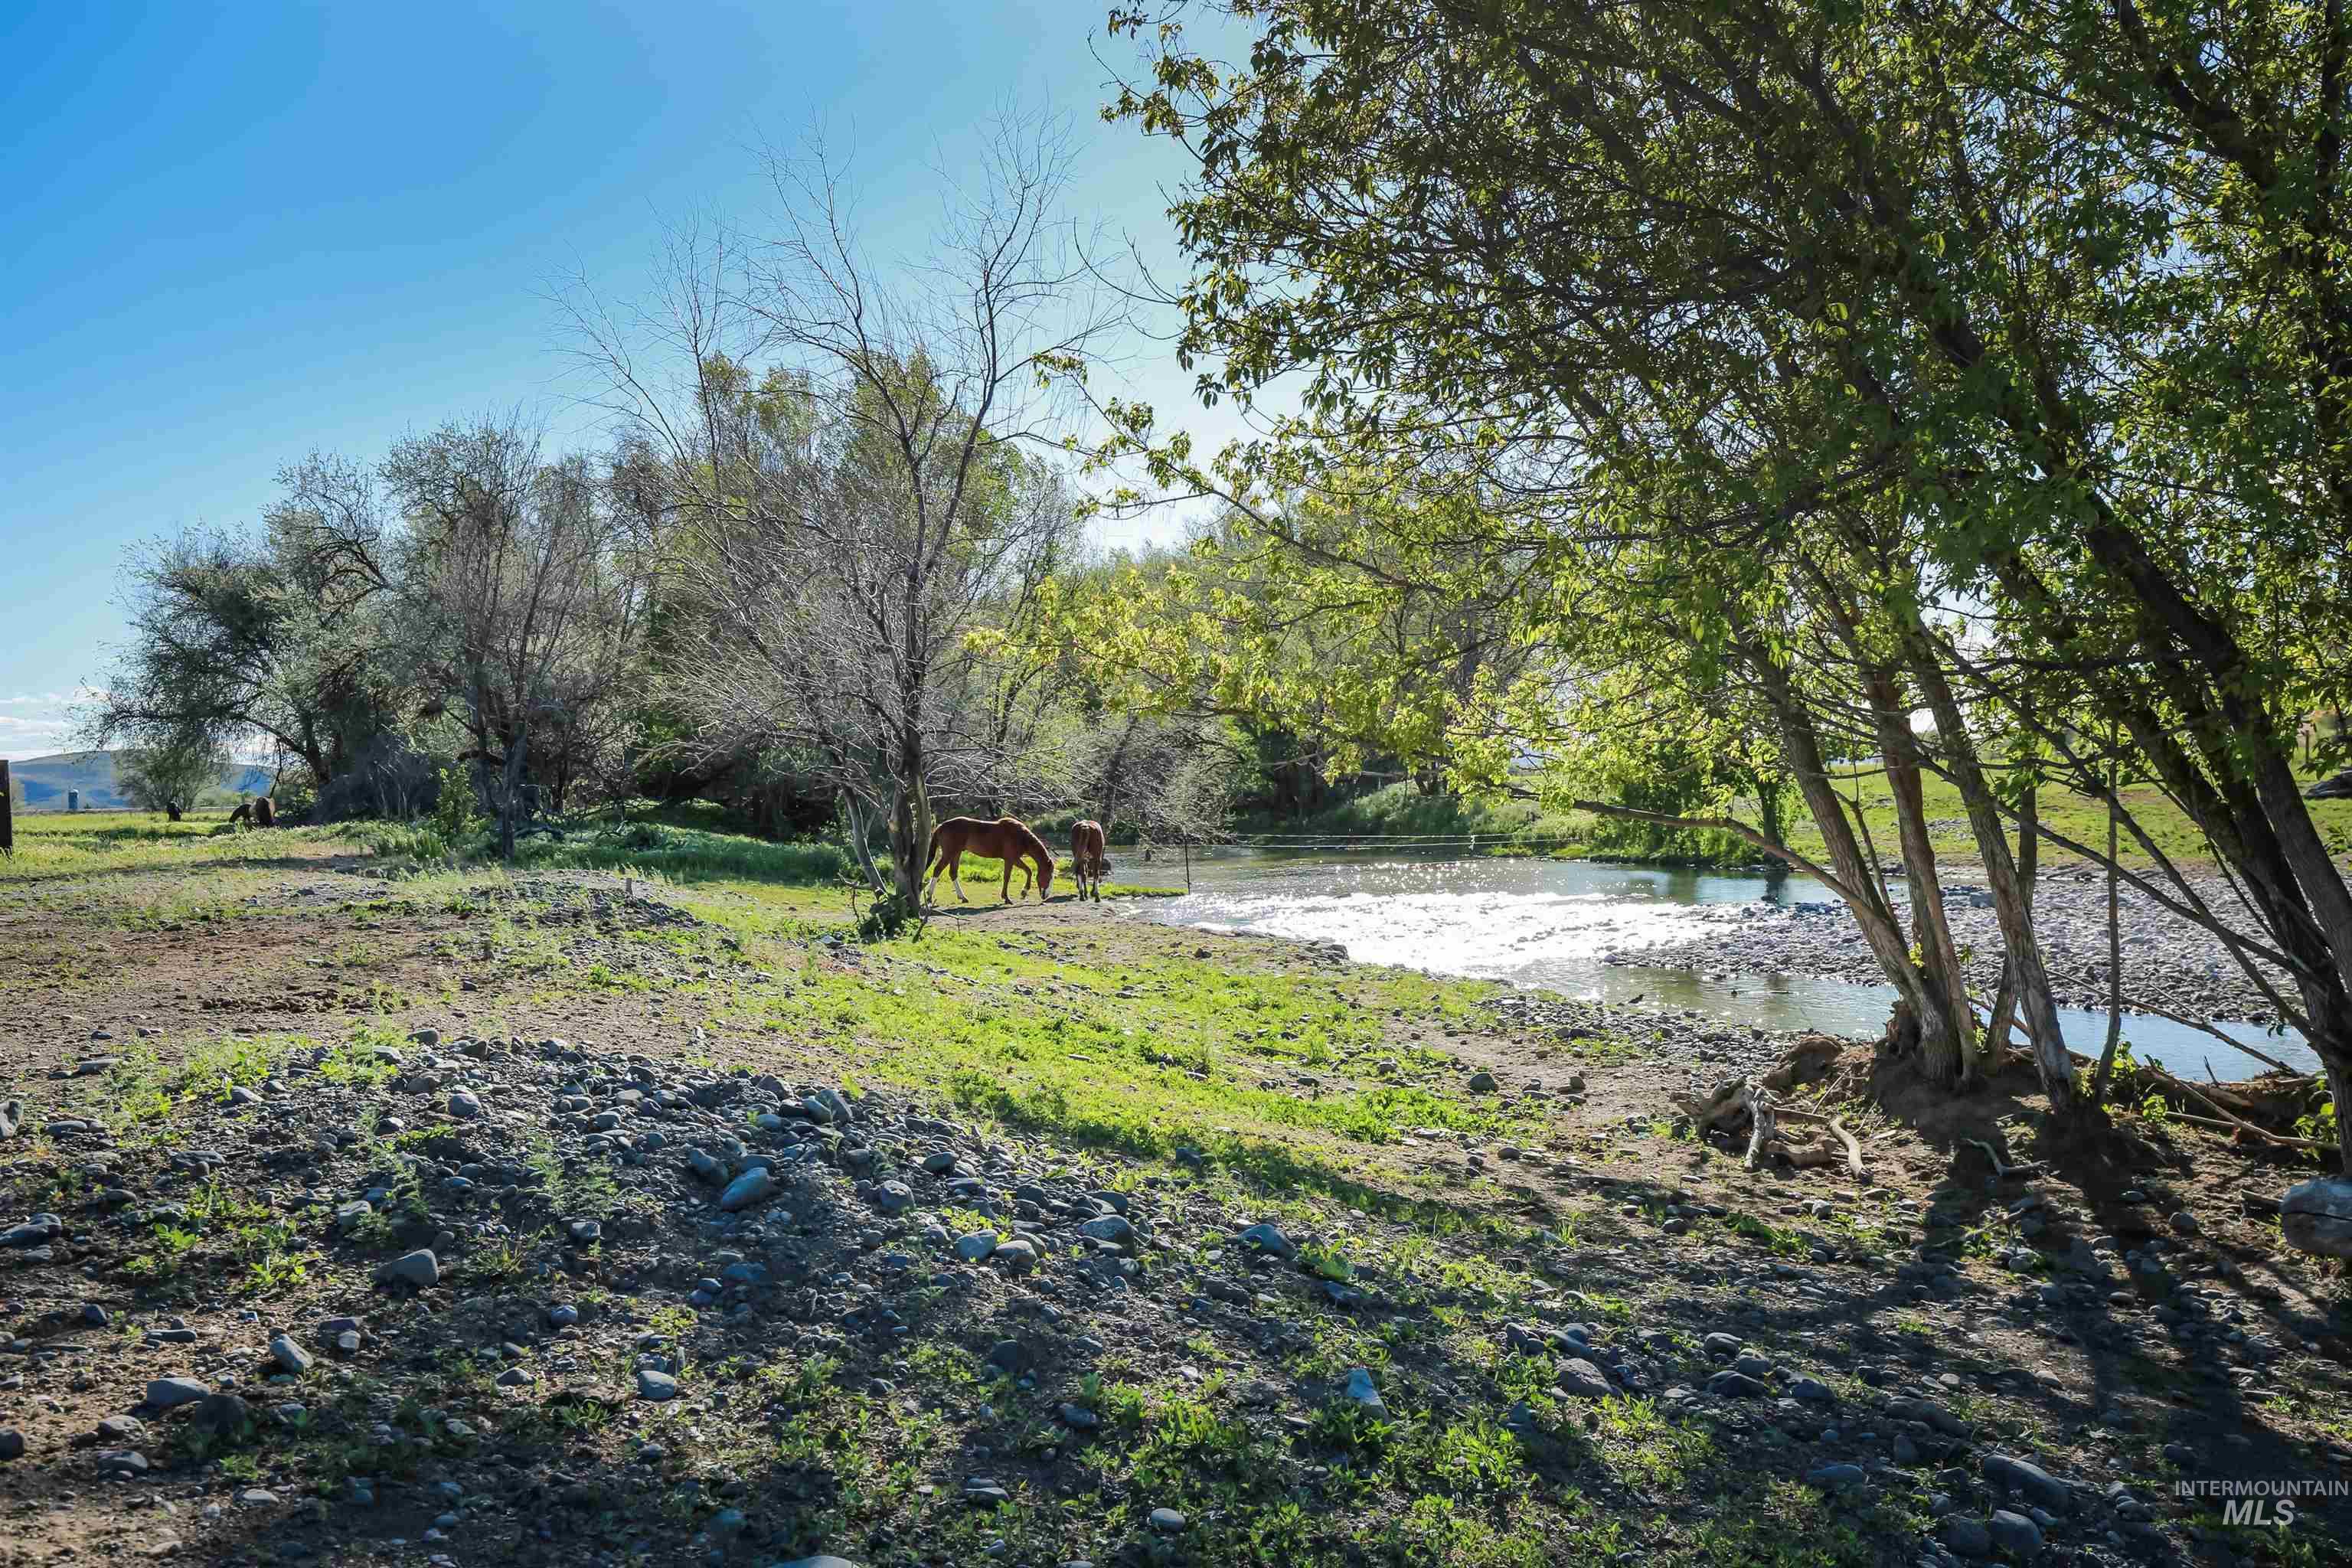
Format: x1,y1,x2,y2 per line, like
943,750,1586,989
1747,649,1942,1036
1863,668,1975,1084
841,792,889,897
887,724,929,912
2093,756,2126,1106
498,726,528,862
1984,758,2038,1063
1898,626,2073,1105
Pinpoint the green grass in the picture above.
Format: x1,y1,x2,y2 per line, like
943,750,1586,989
354,818,856,884
0,808,297,883
1776,763,2352,869
703,920,1542,1197
1232,780,1583,843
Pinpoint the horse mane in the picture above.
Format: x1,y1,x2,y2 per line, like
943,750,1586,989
998,815,1050,862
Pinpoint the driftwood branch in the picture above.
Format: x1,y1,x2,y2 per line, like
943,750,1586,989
1963,1137,2044,1180
1673,1041,1867,1179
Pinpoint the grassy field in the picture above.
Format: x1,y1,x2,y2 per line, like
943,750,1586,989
1774,767,2352,870
1,812,2346,1566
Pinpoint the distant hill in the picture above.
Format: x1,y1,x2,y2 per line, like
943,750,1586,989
8,751,275,811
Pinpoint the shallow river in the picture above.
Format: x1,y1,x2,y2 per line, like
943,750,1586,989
1143,849,2317,1079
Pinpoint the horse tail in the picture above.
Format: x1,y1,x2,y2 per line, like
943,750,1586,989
924,821,950,872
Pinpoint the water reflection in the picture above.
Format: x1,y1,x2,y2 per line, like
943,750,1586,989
1148,848,2314,1078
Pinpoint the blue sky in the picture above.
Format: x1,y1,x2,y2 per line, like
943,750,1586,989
0,2,1241,757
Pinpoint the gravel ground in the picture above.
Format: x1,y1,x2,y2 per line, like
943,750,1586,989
1611,867,2307,1027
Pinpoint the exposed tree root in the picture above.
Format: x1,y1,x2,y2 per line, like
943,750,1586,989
1673,1040,1869,1180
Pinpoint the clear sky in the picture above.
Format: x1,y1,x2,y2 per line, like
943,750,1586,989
0,2,1240,758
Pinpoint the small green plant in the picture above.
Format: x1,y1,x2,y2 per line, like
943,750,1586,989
2295,1094,2337,1158
432,762,484,851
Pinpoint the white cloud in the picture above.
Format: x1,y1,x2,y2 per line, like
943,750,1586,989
0,699,84,760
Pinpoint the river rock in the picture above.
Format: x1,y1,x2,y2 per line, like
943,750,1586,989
145,1377,209,1410
447,1090,482,1120
955,1232,998,1262
1078,1214,1134,1244
1342,1367,1387,1416
1938,1517,1991,1558
0,1430,22,1461
2281,1176,2352,1259
194,1393,250,1434
1986,1509,2043,1553
375,1249,439,1289
1237,1222,1295,1259
992,1237,1037,1274
1555,1358,1614,1398
268,1334,312,1375
636,1369,678,1400
1983,1452,2070,1510
0,1100,20,1139
719,1170,777,1212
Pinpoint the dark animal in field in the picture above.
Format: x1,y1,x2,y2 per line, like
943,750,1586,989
925,816,1054,904
165,800,183,822
228,799,276,828
1069,819,1111,903
227,802,251,826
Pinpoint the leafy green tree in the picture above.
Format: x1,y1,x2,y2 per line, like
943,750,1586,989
1082,0,2352,1148
116,736,227,816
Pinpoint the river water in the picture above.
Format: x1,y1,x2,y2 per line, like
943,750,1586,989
1143,849,2317,1079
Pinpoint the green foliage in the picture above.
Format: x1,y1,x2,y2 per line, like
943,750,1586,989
430,760,483,848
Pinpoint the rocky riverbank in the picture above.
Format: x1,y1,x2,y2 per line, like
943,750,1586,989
1610,867,2301,1029
2,855,2347,1567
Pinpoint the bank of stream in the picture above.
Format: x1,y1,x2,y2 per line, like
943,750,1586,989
1141,848,2317,1080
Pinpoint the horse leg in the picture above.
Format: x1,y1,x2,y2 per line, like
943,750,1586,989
947,848,971,903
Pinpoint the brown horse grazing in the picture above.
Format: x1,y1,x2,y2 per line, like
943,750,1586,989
1069,819,1111,903
227,799,276,828
926,815,1054,905
227,802,252,826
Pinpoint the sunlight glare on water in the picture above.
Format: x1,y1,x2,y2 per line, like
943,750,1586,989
1148,849,2317,1078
